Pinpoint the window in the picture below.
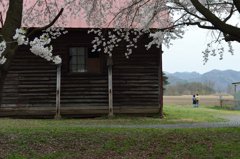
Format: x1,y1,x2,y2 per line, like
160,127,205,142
69,47,87,73
69,47,101,73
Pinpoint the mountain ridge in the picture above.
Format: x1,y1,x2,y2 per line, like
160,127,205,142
165,69,240,92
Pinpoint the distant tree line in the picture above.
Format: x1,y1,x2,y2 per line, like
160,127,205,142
162,72,169,94
164,81,216,96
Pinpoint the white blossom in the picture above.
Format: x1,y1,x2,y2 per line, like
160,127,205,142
13,28,29,46
0,41,7,64
0,41,6,56
0,56,6,64
53,55,62,64
5,28,63,65
29,34,62,64
0,0,238,65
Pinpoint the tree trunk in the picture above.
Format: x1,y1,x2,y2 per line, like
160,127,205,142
0,62,10,105
0,0,23,106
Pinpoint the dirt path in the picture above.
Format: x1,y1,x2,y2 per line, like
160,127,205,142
54,115,240,129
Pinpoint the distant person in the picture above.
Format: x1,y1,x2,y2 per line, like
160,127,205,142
192,95,196,108
196,94,200,108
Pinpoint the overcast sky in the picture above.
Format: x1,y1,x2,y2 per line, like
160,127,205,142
162,26,240,75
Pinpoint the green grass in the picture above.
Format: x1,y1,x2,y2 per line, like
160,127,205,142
0,104,239,129
1,127,240,158
0,104,240,158
163,104,240,122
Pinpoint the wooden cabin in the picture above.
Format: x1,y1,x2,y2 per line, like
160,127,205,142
1,28,163,118
0,0,169,118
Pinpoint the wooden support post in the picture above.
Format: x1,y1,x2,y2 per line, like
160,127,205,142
159,46,163,118
234,85,236,94
55,64,61,120
220,99,223,109
107,56,114,119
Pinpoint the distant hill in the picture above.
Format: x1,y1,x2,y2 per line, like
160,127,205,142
166,69,240,92
167,75,188,84
170,71,201,80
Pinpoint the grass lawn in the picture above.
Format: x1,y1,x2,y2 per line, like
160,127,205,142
162,104,240,123
1,127,240,159
0,104,240,158
0,104,239,128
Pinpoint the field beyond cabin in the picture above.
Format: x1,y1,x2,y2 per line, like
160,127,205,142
163,95,234,105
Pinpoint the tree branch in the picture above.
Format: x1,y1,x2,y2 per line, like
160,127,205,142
190,0,240,41
1,0,23,42
185,21,217,29
224,34,240,42
233,0,240,13
172,0,207,21
223,4,236,23
26,8,64,38
0,12,3,27
107,0,150,28
129,0,150,27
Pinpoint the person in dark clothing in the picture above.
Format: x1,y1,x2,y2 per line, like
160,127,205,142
192,95,196,108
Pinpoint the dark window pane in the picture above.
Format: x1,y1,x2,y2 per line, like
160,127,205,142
78,56,85,65
70,55,77,65
69,47,91,73
77,47,85,56
69,47,78,55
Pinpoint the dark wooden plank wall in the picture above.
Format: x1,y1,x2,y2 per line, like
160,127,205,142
112,46,159,109
1,45,57,116
1,30,160,117
59,31,109,116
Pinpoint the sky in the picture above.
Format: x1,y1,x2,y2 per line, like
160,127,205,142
162,26,240,75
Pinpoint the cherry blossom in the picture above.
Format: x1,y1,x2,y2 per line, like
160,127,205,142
0,0,239,65
0,41,6,64
13,28,29,45
29,33,61,64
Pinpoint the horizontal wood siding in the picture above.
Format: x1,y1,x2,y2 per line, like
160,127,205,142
112,46,159,109
1,30,160,117
60,31,109,109
2,47,57,109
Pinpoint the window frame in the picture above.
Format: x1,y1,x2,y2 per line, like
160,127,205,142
67,45,103,75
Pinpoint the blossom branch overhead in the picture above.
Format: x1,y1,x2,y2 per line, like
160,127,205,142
1,0,240,65
0,7,65,65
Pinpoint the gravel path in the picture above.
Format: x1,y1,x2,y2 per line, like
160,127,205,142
62,116,240,129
